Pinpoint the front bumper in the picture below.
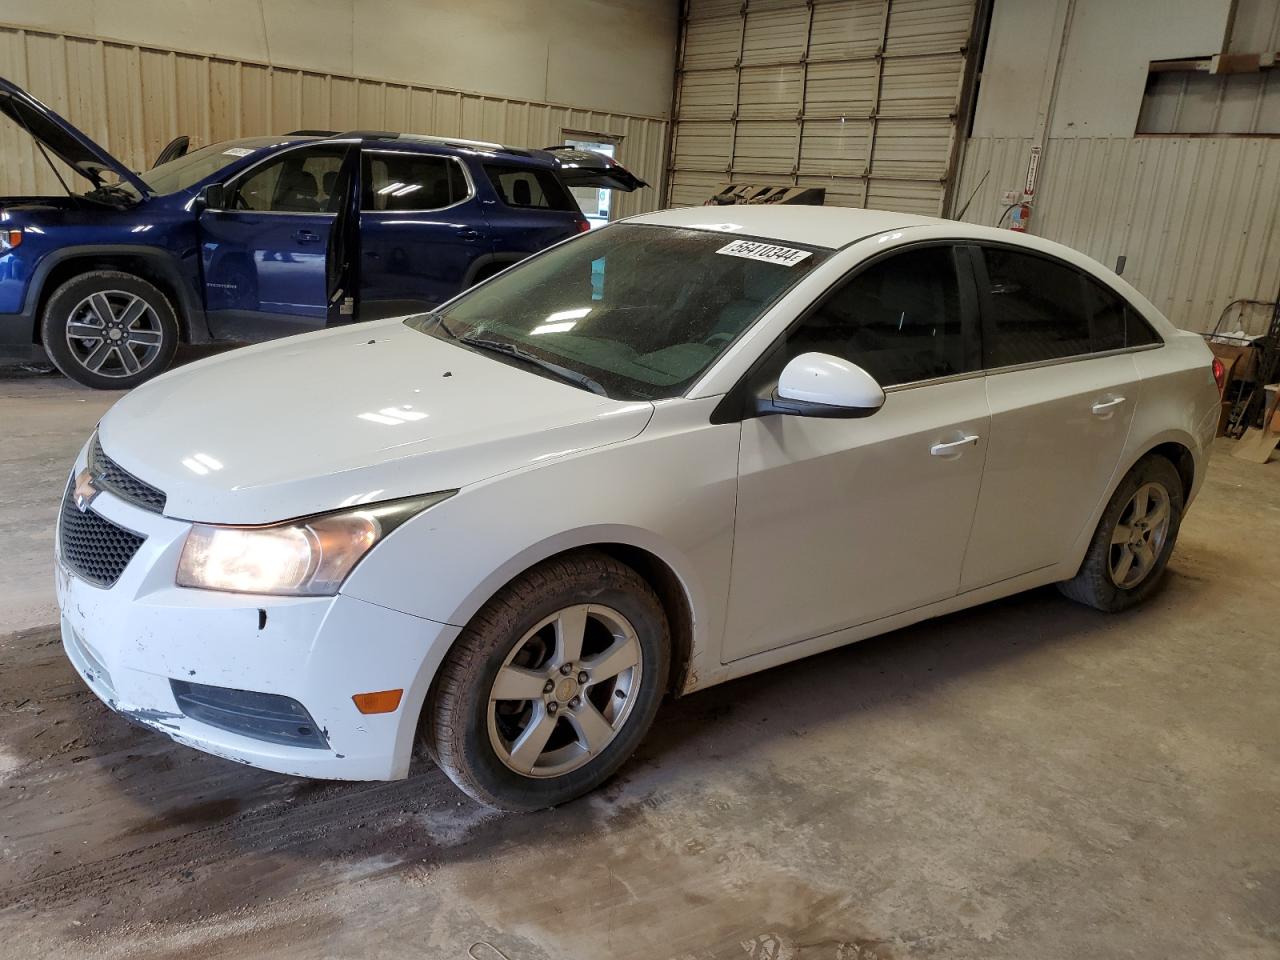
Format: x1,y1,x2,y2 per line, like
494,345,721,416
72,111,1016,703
54,455,460,781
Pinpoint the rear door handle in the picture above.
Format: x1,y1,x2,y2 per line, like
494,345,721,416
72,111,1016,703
930,435,981,457
456,228,482,240
293,229,321,244
1091,396,1126,417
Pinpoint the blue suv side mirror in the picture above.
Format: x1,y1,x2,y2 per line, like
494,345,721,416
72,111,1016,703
196,183,226,212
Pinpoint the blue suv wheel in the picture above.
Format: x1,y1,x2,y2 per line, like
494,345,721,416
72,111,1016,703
41,271,179,389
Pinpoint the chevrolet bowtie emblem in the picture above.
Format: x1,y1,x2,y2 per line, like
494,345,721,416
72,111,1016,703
73,468,100,513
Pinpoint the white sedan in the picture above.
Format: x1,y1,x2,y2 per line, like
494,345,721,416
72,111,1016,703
55,206,1221,810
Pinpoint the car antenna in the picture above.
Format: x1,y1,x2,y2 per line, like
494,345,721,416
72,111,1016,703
13,109,77,200
953,169,989,222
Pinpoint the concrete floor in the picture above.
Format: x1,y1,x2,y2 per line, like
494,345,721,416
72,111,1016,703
0,364,1277,960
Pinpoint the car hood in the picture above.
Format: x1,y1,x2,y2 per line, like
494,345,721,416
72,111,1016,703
97,320,654,525
0,76,152,198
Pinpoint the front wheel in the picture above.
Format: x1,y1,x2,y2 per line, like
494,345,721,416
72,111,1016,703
41,271,179,389
424,551,670,811
1058,454,1185,612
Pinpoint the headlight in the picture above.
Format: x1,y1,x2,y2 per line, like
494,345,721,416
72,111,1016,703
0,229,22,252
176,491,454,596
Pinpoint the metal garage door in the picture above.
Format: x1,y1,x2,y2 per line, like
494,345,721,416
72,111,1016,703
666,0,982,216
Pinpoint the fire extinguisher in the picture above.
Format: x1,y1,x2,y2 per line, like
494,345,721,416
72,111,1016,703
1009,202,1032,232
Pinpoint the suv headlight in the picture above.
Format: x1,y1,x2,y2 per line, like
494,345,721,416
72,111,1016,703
0,230,22,252
176,491,454,596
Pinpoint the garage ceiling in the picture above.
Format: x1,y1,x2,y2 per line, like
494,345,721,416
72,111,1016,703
666,0,984,215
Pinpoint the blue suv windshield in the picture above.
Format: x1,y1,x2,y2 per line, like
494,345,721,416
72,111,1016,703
409,223,831,401
138,137,284,195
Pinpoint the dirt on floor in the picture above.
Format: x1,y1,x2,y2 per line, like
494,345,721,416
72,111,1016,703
0,371,1278,960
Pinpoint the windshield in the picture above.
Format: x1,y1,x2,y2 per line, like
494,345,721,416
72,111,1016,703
138,137,284,194
409,223,830,401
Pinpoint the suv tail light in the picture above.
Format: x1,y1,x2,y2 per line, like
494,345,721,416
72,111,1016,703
574,217,591,234
1212,356,1226,394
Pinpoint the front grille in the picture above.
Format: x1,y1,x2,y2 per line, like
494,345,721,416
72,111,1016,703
58,482,146,588
90,434,166,513
169,680,330,749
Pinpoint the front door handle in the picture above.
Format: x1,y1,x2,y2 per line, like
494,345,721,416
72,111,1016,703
930,435,981,457
293,229,321,244
1091,396,1126,417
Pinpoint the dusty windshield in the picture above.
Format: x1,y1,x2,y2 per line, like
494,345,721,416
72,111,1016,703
408,223,830,400
138,138,283,194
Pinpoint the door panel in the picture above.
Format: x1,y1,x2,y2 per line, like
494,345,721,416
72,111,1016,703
198,144,351,340
358,149,493,318
200,211,335,339
959,355,1140,590
723,379,991,662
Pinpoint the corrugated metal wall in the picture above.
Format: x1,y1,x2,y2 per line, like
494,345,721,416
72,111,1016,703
667,0,980,215
954,136,1280,333
0,24,669,219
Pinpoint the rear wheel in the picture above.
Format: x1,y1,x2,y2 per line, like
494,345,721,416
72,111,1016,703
425,551,670,811
41,271,179,389
1058,454,1184,612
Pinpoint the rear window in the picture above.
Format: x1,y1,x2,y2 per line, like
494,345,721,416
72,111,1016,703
484,164,576,211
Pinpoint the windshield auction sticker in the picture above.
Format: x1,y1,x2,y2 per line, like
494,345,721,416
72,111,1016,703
222,147,255,157
716,239,812,267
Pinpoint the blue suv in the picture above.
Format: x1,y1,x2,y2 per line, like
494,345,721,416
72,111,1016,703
0,77,643,388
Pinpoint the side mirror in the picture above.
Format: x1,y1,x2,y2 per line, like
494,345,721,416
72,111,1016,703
195,183,226,212
757,352,885,419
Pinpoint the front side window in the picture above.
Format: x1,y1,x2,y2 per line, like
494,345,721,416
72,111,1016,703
771,245,972,387
981,247,1091,367
363,151,469,211
408,224,830,400
484,164,576,211
228,146,347,213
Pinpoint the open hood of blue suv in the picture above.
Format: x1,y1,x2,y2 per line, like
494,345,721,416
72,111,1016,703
0,76,152,198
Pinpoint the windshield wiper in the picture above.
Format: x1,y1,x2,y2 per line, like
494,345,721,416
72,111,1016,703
457,335,607,397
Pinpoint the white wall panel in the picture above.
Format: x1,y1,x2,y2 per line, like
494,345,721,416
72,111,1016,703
0,25,668,220
955,135,1280,333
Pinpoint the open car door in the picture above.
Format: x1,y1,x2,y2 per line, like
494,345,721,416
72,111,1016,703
152,135,190,167
539,146,647,192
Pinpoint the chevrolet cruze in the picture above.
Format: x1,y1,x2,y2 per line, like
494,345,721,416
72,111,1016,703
56,206,1221,810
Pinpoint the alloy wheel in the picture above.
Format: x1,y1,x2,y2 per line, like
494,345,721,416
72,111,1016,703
487,604,643,778
64,291,165,379
1108,481,1171,589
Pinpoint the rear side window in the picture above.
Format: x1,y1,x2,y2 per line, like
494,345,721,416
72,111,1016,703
1085,278,1162,351
484,164,576,211
779,245,972,387
363,151,469,211
980,247,1091,367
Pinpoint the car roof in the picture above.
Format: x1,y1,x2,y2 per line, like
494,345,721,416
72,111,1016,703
626,205,949,249
279,130,544,164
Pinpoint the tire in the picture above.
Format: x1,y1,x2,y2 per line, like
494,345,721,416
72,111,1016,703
41,271,179,389
425,550,670,811
1057,454,1185,612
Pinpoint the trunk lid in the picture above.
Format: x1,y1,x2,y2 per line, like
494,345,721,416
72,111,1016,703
539,146,647,192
